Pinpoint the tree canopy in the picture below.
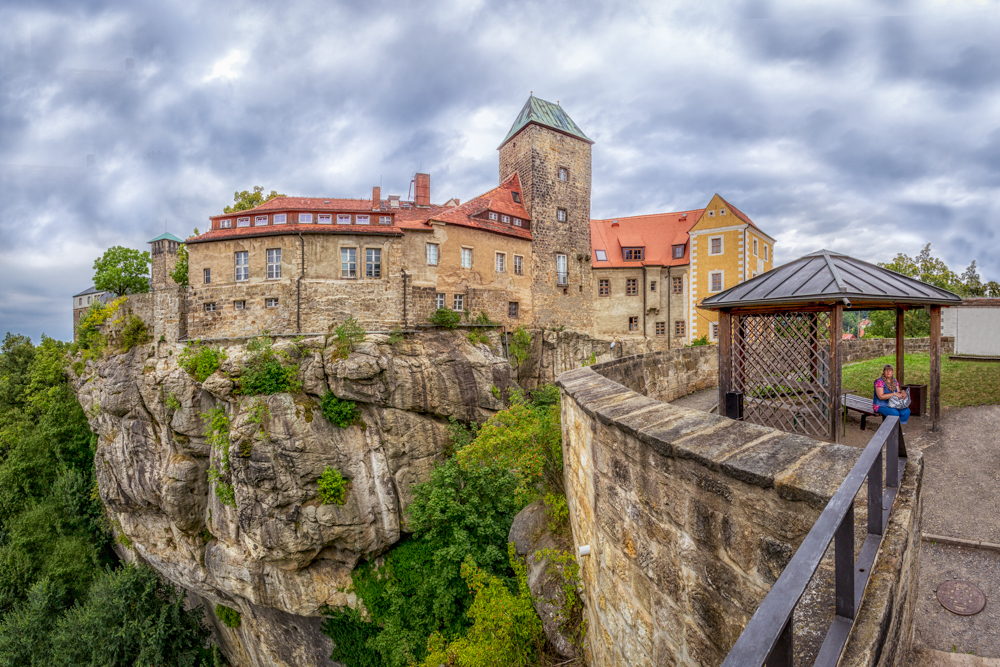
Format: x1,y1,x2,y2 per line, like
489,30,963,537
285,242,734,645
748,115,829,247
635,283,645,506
223,186,286,213
92,247,151,296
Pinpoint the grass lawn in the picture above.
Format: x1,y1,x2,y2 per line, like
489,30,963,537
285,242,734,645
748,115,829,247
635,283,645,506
842,353,1000,408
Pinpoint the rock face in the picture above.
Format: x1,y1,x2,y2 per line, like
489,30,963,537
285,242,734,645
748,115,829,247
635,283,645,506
71,331,513,667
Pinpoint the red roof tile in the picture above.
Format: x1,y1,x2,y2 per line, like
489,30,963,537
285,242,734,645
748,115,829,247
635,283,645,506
187,223,403,244
210,198,380,219
590,210,703,268
430,174,532,240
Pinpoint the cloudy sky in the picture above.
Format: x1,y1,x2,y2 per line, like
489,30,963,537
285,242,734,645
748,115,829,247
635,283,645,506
2,0,998,340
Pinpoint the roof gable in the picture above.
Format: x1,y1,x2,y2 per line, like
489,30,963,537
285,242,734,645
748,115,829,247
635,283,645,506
499,96,593,149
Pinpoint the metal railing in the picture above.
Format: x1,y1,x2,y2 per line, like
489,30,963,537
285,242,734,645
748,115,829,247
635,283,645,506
722,416,907,667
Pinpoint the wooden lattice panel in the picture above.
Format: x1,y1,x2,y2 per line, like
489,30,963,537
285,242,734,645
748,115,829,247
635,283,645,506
729,312,834,439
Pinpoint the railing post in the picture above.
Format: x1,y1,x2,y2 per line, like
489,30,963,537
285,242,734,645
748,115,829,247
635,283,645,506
835,505,855,619
886,418,899,489
765,617,794,667
868,449,883,536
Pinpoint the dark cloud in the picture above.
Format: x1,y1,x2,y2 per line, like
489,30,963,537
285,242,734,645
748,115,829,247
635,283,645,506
2,0,999,341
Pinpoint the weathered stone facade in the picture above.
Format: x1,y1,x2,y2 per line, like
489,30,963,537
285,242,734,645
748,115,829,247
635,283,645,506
592,265,691,345
555,358,922,667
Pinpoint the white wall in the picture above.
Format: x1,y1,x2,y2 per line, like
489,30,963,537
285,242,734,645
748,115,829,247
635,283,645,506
955,307,1000,356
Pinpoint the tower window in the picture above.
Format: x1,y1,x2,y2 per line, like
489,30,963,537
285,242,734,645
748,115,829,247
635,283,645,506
626,278,637,295
266,298,279,308
556,208,567,222
234,300,246,310
650,281,656,292
514,255,524,275
512,192,521,203
556,254,568,285
204,302,217,312
558,167,568,181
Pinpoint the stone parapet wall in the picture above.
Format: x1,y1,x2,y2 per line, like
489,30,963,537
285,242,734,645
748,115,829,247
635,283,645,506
842,336,955,366
556,362,922,667
589,345,717,403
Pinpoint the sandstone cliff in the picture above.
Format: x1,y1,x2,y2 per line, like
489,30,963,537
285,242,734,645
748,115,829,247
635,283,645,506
71,331,513,667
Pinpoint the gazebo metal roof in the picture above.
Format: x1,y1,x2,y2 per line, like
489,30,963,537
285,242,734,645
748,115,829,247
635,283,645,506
701,249,963,311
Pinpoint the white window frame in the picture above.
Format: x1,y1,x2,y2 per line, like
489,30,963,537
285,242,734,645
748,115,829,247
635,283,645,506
495,252,506,273
753,238,759,257
266,298,279,308
235,218,248,229
708,210,716,217
365,248,381,278
341,247,357,279
720,208,727,216
556,253,568,285
488,212,498,221
220,219,232,229
461,247,473,269
710,322,720,341
266,248,281,279
628,316,639,331
453,294,464,311
273,213,287,225
234,300,246,310
514,255,523,275
299,213,313,224
709,235,724,256
203,268,211,284
235,251,249,282
556,208,567,222
427,243,439,266
709,270,724,293
764,245,769,261
513,218,522,227
205,302,217,312
379,216,391,225
435,293,445,309
255,215,269,226
356,215,370,225
501,215,510,224
595,249,607,261
318,214,333,225
337,214,351,225
558,167,568,181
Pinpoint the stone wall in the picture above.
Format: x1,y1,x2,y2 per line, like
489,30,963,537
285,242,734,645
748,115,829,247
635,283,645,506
588,345,717,403
593,265,691,345
555,362,922,667
841,336,955,365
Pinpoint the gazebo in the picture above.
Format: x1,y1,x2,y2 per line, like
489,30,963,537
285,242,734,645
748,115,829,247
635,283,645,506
699,249,962,442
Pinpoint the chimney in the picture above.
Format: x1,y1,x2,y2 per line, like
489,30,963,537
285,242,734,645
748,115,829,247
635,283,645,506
372,186,380,209
414,173,430,207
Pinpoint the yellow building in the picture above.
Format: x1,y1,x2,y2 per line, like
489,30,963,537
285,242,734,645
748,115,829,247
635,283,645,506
688,194,775,342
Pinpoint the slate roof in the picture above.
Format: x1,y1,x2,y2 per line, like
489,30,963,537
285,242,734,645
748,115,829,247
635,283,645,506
499,95,593,149
591,209,702,267
700,249,964,310
72,286,105,298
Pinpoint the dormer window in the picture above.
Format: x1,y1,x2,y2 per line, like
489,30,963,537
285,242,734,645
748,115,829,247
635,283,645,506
379,216,391,225
501,215,510,223
318,214,333,225
337,214,351,225
513,218,522,227
255,215,269,226
672,244,685,259
356,215,370,225
489,212,498,221
237,217,250,228
623,247,644,261
299,213,313,223
595,249,608,261
273,213,286,225
220,219,232,229
512,192,521,203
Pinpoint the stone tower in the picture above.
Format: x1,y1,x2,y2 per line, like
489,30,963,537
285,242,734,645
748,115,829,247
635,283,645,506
498,96,595,332
148,232,184,289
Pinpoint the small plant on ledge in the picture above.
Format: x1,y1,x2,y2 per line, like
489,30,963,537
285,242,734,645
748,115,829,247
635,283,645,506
318,466,349,505
179,341,227,382
333,317,366,358
320,392,363,429
428,308,462,329
215,604,242,628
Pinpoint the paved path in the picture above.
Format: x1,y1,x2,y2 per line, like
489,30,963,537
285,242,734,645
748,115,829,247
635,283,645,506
668,386,718,413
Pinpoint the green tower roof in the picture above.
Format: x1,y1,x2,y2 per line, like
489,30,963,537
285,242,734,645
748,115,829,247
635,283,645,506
147,232,184,243
498,95,593,149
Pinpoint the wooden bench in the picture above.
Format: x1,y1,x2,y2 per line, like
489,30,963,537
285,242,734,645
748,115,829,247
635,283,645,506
842,393,884,431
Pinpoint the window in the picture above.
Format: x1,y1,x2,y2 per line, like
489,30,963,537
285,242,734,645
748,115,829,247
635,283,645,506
512,192,521,203
365,248,381,278
267,248,281,279
708,210,716,217
599,279,610,296
673,245,685,259
266,298,279,308
356,215,370,225
461,248,473,269
710,271,723,292
234,300,246,310
513,218,522,227
220,219,232,229
556,208,567,222
237,217,251,227
558,167,568,181
753,238,759,256
435,293,445,309
235,251,248,282
453,294,464,311
720,208,727,216
709,236,723,255
672,276,683,294
655,322,665,336
204,268,211,284
509,302,519,318
650,281,656,292
595,249,607,261
626,278,638,295
496,253,506,273
318,214,333,225
488,212,498,221
624,248,644,261
556,254,567,285
628,316,639,331
341,248,357,278
514,255,523,275
255,215,269,226
273,213,287,225
501,215,510,224
298,213,313,224
427,243,439,266
337,214,351,225
764,245,769,261
204,302,217,312
675,320,685,336
379,216,391,225
710,322,719,341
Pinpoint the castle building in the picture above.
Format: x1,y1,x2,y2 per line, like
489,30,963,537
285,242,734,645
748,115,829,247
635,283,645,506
129,95,773,344
71,286,109,340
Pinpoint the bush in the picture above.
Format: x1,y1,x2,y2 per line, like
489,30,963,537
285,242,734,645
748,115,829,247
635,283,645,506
333,317,366,357
428,308,462,329
203,406,235,508
317,467,349,505
237,335,298,395
543,492,569,534
179,342,227,382
215,604,241,628
320,392,362,428
687,335,709,347
119,315,151,352
509,327,531,367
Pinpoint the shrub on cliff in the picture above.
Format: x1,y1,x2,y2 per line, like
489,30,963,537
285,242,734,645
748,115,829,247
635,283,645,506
320,392,362,429
333,318,366,358
119,315,151,353
317,467,348,505
178,342,227,382
214,604,241,628
428,308,461,329
237,335,299,395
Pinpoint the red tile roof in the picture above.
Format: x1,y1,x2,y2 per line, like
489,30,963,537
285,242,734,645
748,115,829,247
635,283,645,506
590,210,703,268
430,174,532,240
210,198,379,219
187,223,403,245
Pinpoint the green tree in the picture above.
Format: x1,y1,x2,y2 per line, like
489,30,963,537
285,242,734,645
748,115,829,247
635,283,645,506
223,186,285,213
987,281,1000,297
170,244,189,287
92,247,151,297
959,260,985,297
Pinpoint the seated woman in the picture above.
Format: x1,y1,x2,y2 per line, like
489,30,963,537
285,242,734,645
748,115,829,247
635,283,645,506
873,364,910,424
